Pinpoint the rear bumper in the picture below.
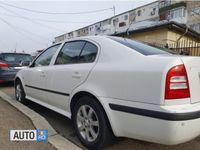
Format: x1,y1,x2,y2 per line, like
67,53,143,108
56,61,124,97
100,97,200,145
0,71,18,82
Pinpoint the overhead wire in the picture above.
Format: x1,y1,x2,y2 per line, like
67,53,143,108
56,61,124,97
0,5,67,32
1,19,51,41
0,1,113,15
0,12,94,24
0,13,52,41
0,16,48,45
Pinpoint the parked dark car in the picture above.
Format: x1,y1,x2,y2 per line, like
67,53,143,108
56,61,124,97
0,53,32,83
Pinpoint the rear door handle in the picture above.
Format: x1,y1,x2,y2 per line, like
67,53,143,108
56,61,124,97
72,72,81,78
40,71,46,77
40,74,46,77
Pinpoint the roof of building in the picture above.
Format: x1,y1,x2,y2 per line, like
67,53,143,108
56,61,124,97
114,21,200,40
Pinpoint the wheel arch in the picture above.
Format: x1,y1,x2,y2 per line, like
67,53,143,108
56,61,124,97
14,77,21,87
70,91,115,135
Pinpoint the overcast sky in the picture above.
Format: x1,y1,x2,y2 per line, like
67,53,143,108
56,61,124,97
0,0,155,54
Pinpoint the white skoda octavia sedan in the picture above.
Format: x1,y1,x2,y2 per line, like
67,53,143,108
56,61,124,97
15,36,200,149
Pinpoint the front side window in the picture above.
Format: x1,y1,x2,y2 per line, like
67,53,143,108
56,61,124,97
55,41,86,65
34,44,61,67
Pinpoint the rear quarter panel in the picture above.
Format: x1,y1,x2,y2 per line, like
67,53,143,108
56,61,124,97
82,37,183,105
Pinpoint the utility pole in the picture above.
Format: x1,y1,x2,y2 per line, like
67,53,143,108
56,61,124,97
14,42,17,53
113,5,115,16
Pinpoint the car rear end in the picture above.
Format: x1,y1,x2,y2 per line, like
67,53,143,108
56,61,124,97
159,56,200,144
103,56,200,145
0,53,32,83
97,37,200,145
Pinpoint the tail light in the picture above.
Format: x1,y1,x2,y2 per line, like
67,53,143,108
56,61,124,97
165,64,190,99
0,62,9,69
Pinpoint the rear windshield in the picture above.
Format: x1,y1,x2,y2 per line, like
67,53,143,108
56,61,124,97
1,54,33,63
109,36,171,56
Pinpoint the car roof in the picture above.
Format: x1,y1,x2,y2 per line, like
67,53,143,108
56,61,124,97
62,35,109,43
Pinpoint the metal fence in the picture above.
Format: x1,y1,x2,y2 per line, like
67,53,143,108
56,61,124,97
155,40,200,56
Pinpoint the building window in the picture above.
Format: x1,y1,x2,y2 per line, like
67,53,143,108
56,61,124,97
190,23,200,32
124,15,128,20
113,18,119,26
95,24,101,32
119,22,126,27
129,11,136,23
170,7,185,19
191,7,200,16
151,8,156,16
137,10,141,16
159,0,171,8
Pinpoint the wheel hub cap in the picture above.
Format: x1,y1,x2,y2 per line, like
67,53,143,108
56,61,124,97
76,105,99,142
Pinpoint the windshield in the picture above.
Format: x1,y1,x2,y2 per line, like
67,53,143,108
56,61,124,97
1,54,33,63
109,36,171,56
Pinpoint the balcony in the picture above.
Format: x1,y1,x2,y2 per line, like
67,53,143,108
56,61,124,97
159,1,186,13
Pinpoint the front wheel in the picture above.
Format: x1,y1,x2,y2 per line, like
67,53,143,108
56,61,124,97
72,96,114,149
15,80,26,103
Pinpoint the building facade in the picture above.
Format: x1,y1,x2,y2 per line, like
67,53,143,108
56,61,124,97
158,0,200,31
54,0,200,44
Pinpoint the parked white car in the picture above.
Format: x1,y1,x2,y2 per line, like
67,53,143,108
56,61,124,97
15,36,200,149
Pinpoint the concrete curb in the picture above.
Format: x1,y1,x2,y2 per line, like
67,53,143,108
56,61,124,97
0,90,82,150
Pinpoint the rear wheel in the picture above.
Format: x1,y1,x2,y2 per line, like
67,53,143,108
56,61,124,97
15,80,26,103
72,95,114,149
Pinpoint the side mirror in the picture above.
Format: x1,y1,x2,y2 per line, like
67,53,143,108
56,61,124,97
20,61,31,66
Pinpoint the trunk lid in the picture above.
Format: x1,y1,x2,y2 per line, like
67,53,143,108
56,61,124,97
180,57,200,103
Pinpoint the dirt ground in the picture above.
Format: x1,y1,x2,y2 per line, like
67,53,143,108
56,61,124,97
0,98,56,150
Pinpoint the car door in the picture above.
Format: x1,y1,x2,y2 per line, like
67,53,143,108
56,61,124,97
23,44,61,103
45,40,99,111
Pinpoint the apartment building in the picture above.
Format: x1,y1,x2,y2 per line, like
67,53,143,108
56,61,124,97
186,1,200,32
159,0,200,31
54,0,200,43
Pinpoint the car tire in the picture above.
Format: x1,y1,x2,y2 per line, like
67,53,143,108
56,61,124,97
72,95,114,149
15,80,26,103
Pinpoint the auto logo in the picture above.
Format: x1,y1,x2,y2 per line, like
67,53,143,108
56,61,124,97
37,130,48,142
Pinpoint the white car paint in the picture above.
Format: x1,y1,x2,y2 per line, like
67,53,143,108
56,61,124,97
15,36,200,145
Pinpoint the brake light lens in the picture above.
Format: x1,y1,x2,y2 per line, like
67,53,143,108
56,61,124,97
0,62,9,68
165,64,190,99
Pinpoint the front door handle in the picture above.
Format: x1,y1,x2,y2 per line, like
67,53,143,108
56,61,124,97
72,72,81,78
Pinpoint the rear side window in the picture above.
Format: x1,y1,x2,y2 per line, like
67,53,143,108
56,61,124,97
1,54,32,63
79,42,98,63
56,41,86,65
109,37,170,56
